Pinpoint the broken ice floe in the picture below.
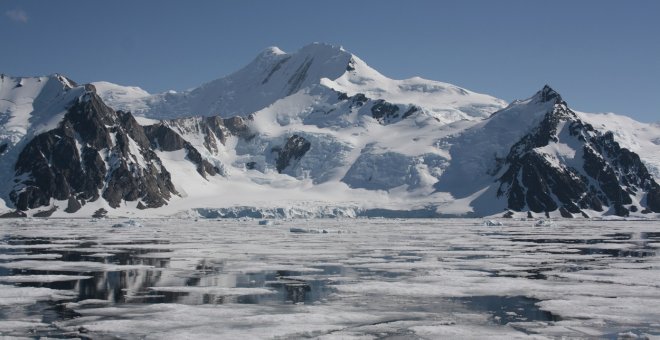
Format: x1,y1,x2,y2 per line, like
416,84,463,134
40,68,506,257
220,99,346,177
0,284,76,306
483,220,504,226
534,219,556,227
0,275,92,283
0,218,659,339
289,227,340,234
112,220,144,228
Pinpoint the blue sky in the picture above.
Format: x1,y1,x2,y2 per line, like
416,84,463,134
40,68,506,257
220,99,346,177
1,0,658,122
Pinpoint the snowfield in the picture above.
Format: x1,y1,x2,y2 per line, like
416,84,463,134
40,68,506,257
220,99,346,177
0,218,658,339
93,43,506,121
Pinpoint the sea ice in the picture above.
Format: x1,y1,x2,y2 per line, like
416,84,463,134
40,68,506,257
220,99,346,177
483,220,504,226
0,218,657,338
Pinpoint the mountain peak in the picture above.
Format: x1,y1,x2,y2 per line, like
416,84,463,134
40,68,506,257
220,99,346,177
298,42,346,53
254,43,350,65
94,42,505,120
261,46,286,55
533,85,563,104
0,73,76,90
294,42,353,68
256,46,287,61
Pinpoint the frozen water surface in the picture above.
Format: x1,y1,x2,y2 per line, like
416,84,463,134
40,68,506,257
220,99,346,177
0,218,659,339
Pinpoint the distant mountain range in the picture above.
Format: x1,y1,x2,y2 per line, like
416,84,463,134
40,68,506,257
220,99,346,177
1,43,659,218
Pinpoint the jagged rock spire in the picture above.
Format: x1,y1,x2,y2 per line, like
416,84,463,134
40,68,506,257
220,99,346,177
533,85,563,104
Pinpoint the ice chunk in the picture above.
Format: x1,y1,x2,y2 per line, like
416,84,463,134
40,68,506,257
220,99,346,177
112,220,144,228
0,275,91,283
290,227,319,233
289,227,334,234
0,284,76,306
534,219,556,227
483,220,504,226
0,253,62,260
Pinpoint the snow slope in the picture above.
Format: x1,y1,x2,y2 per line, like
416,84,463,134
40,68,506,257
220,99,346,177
0,74,85,207
94,43,507,122
578,111,660,179
436,87,560,199
92,81,151,113
321,58,505,124
0,74,82,140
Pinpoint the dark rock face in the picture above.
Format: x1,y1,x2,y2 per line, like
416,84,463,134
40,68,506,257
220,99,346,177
276,135,311,173
10,91,178,211
218,116,251,140
10,125,97,210
262,56,291,85
64,196,82,213
67,92,115,149
537,85,562,103
33,206,58,217
402,106,420,119
144,124,218,178
369,100,417,125
164,116,251,153
92,208,107,218
335,92,416,125
371,100,400,124
287,57,313,95
647,183,660,212
144,123,186,151
0,210,27,218
497,87,660,216
0,143,7,154
351,93,368,106
346,58,356,72
101,126,177,209
338,92,368,109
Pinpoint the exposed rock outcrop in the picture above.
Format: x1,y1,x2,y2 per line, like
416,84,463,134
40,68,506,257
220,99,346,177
163,116,251,154
10,90,179,210
497,86,660,217
276,135,311,173
144,123,219,178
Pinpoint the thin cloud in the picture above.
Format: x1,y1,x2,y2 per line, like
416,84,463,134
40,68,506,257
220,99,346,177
5,9,28,23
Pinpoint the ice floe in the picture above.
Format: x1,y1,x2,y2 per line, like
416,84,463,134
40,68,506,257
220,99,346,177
0,218,658,338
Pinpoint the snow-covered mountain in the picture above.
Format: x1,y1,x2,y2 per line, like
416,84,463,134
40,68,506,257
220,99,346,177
440,86,660,217
94,43,507,123
1,77,203,216
1,43,659,218
0,74,85,212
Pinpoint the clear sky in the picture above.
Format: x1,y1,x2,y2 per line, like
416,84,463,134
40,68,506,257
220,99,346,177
1,0,658,122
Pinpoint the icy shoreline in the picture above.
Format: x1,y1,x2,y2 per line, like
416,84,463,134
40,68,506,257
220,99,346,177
4,202,660,220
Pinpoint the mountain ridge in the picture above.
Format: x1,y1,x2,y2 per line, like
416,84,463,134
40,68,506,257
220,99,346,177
93,43,507,123
1,44,659,219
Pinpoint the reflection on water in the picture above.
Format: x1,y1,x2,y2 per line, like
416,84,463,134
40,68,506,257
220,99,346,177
510,234,657,258
456,295,561,325
2,231,656,313
1,223,659,339
0,234,344,327
2,236,172,305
